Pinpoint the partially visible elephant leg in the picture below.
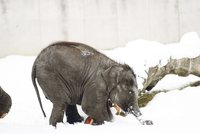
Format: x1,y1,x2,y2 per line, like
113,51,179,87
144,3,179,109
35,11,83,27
0,87,12,119
49,103,65,127
66,105,84,124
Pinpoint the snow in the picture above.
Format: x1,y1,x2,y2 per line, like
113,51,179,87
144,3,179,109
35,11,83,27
0,32,200,134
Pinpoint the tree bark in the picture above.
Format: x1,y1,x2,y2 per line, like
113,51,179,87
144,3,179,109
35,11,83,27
142,55,200,92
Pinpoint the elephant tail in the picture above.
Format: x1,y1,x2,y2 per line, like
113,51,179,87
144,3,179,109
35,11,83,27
31,62,46,117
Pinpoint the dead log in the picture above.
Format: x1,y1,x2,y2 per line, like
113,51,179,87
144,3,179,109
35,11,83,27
142,55,200,92
138,90,168,107
138,80,200,108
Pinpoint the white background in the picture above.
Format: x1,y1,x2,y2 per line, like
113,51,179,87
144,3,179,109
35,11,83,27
1,0,200,57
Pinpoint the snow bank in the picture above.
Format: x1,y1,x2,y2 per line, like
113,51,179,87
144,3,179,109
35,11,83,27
104,32,200,89
0,32,200,134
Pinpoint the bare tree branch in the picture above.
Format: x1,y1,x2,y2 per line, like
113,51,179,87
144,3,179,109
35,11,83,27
142,55,200,92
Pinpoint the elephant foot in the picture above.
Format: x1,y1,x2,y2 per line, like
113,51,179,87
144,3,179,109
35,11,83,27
49,111,64,127
66,105,84,124
67,115,84,124
49,104,65,127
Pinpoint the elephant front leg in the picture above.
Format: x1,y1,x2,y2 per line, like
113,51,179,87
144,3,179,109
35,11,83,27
49,103,65,127
82,102,110,125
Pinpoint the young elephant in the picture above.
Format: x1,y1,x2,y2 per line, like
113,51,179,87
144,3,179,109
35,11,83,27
0,86,12,118
32,42,153,126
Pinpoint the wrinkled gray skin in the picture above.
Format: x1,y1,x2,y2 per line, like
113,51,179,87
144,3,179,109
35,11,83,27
32,42,152,126
0,86,12,118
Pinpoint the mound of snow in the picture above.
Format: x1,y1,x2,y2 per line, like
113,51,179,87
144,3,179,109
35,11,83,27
0,32,200,134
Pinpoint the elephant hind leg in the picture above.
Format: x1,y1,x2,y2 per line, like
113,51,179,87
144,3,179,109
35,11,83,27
66,105,84,124
49,103,65,127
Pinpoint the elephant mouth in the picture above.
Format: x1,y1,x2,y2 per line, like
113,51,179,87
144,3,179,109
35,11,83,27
108,99,140,117
110,102,153,125
111,103,127,116
111,103,142,117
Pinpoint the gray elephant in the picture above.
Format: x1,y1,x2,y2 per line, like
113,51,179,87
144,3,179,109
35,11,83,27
0,86,12,118
31,42,153,126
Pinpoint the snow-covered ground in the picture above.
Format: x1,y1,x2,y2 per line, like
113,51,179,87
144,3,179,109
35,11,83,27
0,32,200,134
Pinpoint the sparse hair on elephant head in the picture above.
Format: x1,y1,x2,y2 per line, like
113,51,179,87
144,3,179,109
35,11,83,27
0,86,12,119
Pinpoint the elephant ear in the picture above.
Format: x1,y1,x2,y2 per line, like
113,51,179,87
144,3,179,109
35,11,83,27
102,65,123,90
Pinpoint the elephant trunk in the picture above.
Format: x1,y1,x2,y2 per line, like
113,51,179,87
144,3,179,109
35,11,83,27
128,104,142,117
128,104,153,125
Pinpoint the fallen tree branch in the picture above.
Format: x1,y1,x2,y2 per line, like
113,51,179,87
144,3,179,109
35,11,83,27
138,90,167,107
138,80,200,107
138,55,200,107
176,80,200,90
142,55,200,92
